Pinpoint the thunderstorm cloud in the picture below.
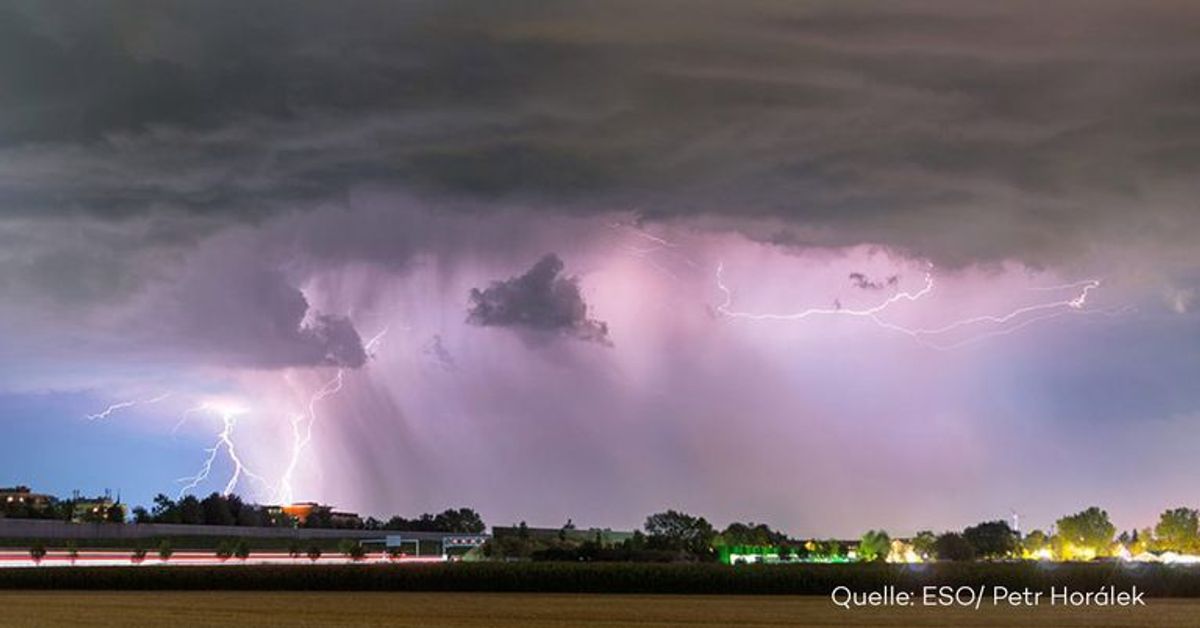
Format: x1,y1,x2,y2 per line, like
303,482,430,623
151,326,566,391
467,254,610,345
3,1,1200,536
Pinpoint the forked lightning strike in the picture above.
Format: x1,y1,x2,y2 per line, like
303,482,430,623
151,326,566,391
177,401,271,498
275,327,388,505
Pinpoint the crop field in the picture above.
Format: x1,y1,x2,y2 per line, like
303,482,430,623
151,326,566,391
1,591,1196,628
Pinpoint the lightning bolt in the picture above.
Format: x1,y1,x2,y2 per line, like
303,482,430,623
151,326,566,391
275,327,388,504
604,221,1119,348
177,402,272,499
715,262,1120,350
716,262,936,321
85,392,171,421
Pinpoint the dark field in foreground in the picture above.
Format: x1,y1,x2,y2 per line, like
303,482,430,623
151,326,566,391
1,591,1192,628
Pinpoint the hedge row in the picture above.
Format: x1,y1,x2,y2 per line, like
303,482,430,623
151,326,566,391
4,562,1200,596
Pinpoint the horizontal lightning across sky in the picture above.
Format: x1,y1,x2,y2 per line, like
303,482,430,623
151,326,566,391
714,261,1118,350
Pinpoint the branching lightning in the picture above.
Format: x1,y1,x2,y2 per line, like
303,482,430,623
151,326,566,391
85,392,171,421
275,327,388,504
607,220,1124,347
87,327,390,503
715,262,1121,350
176,401,271,498
716,262,936,321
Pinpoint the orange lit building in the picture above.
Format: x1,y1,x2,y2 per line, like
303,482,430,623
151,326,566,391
280,502,318,524
269,502,363,528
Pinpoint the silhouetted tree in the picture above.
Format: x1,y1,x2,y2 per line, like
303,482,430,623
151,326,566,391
382,508,485,533
201,493,235,526
1155,508,1200,554
912,530,937,560
934,532,975,561
179,496,204,525
644,510,716,558
132,506,152,524
962,520,1018,559
719,522,787,547
151,494,180,523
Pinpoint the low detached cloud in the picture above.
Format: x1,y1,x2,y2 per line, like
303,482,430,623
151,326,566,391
849,272,899,291
467,254,611,345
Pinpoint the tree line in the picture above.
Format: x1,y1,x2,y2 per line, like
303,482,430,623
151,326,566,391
486,505,1200,563
1,498,125,524
129,493,485,534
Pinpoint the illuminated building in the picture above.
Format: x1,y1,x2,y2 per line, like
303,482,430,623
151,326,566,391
69,490,117,522
279,502,318,524
0,486,53,512
718,545,780,564
267,502,363,528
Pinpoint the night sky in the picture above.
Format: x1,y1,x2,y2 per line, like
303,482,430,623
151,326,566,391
2,1,1200,537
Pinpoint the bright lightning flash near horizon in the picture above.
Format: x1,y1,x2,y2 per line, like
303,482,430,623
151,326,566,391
176,400,271,499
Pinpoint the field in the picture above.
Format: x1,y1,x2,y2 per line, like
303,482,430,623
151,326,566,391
1,591,1195,628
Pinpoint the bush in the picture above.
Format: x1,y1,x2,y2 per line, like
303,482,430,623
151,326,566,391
215,540,234,560
306,545,323,562
130,546,148,563
158,540,174,562
233,539,251,560
338,540,366,561
28,542,47,563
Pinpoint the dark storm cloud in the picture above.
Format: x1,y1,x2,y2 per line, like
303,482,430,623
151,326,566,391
467,254,610,345
3,0,1199,270
848,272,899,291
158,242,368,369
